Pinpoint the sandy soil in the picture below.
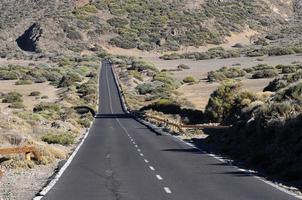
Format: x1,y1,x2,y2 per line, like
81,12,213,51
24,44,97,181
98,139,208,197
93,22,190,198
0,80,59,112
0,58,51,67
145,54,302,80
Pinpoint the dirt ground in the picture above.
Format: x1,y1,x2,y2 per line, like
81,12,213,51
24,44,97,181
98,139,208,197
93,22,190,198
0,80,59,112
145,54,301,110
144,54,302,80
178,78,274,110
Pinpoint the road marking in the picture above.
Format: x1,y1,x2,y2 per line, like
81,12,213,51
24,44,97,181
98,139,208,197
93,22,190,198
135,145,138,148
149,166,155,171
164,187,172,194
139,153,144,157
137,149,141,152
144,159,149,163
156,175,163,180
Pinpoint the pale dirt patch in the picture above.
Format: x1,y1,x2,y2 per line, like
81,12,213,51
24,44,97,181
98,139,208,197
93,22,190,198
184,0,205,10
144,54,302,80
178,78,274,110
0,80,59,111
0,58,51,67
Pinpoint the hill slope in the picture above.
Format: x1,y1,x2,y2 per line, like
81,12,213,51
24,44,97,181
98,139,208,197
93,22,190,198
0,0,301,59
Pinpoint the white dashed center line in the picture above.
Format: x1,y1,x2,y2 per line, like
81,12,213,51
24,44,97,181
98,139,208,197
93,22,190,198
156,175,163,180
164,187,172,194
149,166,155,171
144,159,149,163
139,153,144,157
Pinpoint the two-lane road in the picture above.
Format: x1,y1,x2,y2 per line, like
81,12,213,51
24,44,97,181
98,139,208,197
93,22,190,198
41,61,301,200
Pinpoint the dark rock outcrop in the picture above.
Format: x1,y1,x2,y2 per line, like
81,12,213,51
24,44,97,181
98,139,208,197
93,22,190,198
16,23,43,52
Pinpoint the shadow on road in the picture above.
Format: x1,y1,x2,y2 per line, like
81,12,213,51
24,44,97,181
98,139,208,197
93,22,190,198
95,113,133,119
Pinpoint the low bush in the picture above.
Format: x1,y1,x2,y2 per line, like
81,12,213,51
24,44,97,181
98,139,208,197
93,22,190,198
29,91,41,96
177,64,190,70
159,53,183,60
2,92,23,103
0,71,19,80
58,72,83,88
42,133,75,146
268,46,295,56
9,102,25,109
205,80,249,123
251,69,278,79
33,102,60,113
207,67,246,82
15,80,33,85
136,81,163,95
107,17,129,28
183,76,196,84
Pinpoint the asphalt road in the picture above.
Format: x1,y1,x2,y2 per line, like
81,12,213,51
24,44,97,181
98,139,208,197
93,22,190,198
42,61,301,200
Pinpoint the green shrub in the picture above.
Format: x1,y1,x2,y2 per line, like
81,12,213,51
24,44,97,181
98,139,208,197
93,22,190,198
207,67,246,82
252,64,274,71
159,53,182,60
78,117,92,128
29,91,41,96
246,49,267,57
177,64,190,70
42,133,75,146
107,17,129,28
15,80,33,85
183,76,196,84
130,70,143,81
129,60,158,72
65,27,82,40
280,65,297,74
136,81,163,95
58,72,83,87
79,4,98,13
268,47,295,56
2,92,23,103
9,102,25,109
0,71,19,80
252,69,278,79
205,80,243,123
33,102,60,113
264,70,302,91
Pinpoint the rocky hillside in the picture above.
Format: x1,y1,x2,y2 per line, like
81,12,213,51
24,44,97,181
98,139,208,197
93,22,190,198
0,0,301,58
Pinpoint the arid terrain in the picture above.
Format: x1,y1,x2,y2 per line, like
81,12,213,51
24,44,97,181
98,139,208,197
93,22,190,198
0,0,302,199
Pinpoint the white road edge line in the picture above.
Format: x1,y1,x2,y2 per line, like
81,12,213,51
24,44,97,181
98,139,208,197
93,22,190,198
32,63,106,199
169,135,302,199
112,60,302,199
34,110,94,197
164,187,172,194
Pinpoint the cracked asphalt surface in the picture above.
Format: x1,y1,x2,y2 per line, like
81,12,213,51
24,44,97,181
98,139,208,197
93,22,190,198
41,61,301,200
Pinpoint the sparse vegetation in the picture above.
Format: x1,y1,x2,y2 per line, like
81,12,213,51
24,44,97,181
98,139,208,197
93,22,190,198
2,92,23,103
207,67,246,82
183,76,196,84
42,133,75,146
